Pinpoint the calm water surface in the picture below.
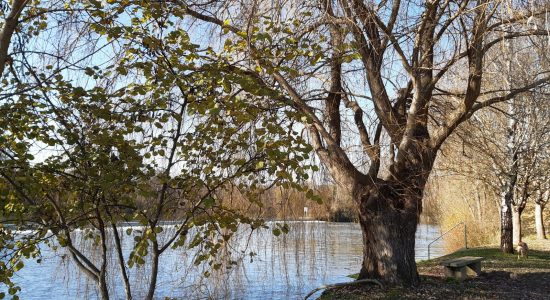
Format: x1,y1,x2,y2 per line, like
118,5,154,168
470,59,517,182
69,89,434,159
6,222,444,299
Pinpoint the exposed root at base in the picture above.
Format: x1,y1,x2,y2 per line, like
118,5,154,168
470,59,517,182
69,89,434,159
303,278,384,300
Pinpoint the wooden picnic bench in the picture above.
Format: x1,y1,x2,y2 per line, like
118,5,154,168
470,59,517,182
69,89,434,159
441,256,484,281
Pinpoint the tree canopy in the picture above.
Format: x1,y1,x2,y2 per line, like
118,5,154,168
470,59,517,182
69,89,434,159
1,0,550,297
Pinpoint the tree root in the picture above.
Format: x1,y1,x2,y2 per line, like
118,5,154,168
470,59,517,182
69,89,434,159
303,278,384,299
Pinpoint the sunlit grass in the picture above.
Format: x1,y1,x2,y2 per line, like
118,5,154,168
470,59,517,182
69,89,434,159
331,237,550,299
418,237,550,270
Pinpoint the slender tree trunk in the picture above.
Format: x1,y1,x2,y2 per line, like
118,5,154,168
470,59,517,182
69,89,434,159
98,270,110,300
512,208,522,244
97,214,110,300
145,242,160,300
500,195,514,253
535,202,547,240
112,223,132,299
500,176,514,253
501,39,517,254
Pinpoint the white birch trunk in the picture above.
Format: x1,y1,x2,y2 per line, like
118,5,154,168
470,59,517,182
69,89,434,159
535,202,547,240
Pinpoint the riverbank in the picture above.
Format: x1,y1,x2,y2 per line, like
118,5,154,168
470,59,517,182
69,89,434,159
318,237,550,299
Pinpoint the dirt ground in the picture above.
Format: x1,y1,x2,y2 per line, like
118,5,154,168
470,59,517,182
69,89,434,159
318,238,550,300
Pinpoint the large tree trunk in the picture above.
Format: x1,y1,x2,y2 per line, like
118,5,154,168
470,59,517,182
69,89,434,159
354,179,423,286
535,202,547,240
357,207,419,284
512,208,522,244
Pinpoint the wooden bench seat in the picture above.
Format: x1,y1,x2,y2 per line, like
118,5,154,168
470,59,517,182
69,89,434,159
441,256,484,281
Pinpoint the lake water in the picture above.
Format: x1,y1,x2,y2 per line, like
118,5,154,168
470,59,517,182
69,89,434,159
5,222,444,299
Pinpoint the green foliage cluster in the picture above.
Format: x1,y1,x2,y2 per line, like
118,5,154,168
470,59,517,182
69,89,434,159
0,1,322,297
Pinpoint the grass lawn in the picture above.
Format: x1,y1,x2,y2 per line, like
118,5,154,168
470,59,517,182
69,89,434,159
318,237,550,299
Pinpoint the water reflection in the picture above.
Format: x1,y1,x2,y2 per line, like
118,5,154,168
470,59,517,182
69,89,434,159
7,222,444,299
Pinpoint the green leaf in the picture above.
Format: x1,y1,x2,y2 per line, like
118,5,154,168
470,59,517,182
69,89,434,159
203,197,215,208
14,261,24,271
281,223,290,234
